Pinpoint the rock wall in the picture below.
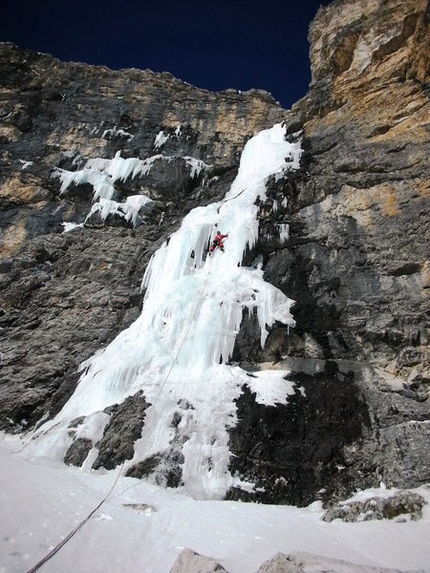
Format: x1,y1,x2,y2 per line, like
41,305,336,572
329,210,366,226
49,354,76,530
0,42,284,429
0,0,429,506
228,0,429,504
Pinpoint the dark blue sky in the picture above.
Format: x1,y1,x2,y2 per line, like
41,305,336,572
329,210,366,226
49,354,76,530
2,0,332,109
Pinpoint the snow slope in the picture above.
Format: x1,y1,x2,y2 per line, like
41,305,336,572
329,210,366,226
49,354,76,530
1,435,429,573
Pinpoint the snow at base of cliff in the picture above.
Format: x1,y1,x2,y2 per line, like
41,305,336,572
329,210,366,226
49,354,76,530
1,435,429,573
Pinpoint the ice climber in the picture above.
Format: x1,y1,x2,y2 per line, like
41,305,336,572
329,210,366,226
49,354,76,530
210,230,228,254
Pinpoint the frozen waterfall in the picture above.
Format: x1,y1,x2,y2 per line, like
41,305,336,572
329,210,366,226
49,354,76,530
24,123,302,499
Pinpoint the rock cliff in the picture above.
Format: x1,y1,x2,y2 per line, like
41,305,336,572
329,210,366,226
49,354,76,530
228,0,429,505
0,0,429,506
0,42,283,428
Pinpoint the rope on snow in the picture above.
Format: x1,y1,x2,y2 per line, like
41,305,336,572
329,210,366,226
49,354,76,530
25,267,212,572
26,462,124,573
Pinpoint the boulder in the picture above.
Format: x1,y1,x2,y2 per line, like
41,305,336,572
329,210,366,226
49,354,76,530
169,548,228,573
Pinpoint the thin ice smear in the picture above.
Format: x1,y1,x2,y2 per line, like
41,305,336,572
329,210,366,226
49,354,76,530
55,150,210,227
24,124,301,499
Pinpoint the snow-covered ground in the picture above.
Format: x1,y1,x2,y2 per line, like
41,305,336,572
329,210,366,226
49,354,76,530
1,435,429,573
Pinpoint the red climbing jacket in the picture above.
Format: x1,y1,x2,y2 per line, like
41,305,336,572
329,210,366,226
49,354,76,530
210,232,228,252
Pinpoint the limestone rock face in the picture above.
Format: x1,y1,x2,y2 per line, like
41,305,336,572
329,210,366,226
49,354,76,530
228,0,429,504
0,42,283,429
0,0,429,507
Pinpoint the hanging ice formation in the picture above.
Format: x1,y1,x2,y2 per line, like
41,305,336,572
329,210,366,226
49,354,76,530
25,123,302,499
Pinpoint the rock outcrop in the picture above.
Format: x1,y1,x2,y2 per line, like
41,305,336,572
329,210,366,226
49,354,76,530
321,489,427,522
255,552,424,573
170,548,228,573
169,549,423,573
0,0,429,506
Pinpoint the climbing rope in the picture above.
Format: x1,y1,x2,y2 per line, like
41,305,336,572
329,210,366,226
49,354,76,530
216,187,246,213
26,462,124,573
21,158,287,571
216,169,284,214
25,262,211,572
151,268,211,406
23,235,217,572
